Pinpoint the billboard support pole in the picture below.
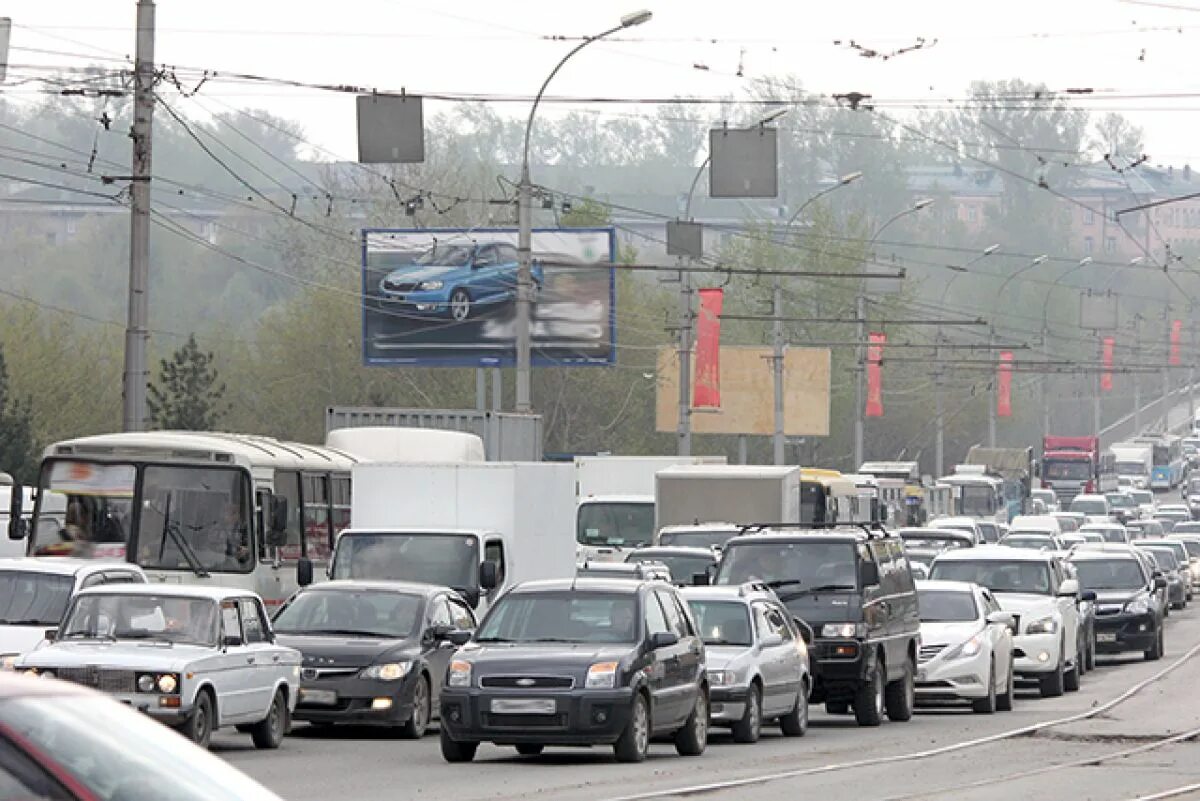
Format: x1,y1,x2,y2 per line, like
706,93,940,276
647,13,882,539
676,260,693,456
772,278,785,465
475,369,486,412
491,368,501,412
988,325,997,447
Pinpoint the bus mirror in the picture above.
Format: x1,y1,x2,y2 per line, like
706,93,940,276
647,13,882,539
268,497,289,545
479,560,498,591
7,517,26,542
297,558,313,587
7,487,25,541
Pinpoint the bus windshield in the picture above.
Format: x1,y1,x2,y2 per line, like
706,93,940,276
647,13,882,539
958,486,996,517
30,460,136,559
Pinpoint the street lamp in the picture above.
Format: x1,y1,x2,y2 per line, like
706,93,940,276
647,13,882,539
995,254,1048,299
514,9,653,414
854,198,935,468
784,171,864,230
1037,256,1098,438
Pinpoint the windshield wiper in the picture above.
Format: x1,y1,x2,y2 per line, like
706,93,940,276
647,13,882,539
300,629,387,638
0,619,54,626
527,637,577,643
808,584,856,592
161,494,209,579
474,636,513,643
765,579,806,589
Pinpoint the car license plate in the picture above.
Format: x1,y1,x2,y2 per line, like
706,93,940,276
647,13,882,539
299,688,338,706
490,698,555,715
1097,632,1118,643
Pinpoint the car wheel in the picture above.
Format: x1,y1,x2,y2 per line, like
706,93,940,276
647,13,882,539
250,689,288,750
440,726,478,763
1086,633,1097,672
1064,646,1081,693
885,656,915,722
1040,654,1065,698
674,690,708,756
1145,627,1164,661
972,661,997,714
731,683,762,744
996,659,1015,712
854,658,885,727
614,693,650,763
398,674,430,740
181,690,214,749
779,683,809,737
449,288,472,322
515,744,544,756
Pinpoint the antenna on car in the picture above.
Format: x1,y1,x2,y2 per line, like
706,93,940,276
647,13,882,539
735,521,891,540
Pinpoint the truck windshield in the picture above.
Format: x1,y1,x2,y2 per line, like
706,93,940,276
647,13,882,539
1116,462,1147,475
929,560,1052,595
577,502,655,548
715,541,857,589
476,591,637,644
332,533,478,590
657,529,737,549
61,594,218,646
958,486,996,517
1044,460,1091,480
30,460,136,559
0,572,72,625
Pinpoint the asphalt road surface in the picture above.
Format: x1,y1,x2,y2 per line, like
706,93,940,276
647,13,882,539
223,602,1200,801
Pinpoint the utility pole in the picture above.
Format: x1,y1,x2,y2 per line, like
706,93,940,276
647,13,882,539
934,336,944,478
1040,326,1051,442
1162,295,1171,432
676,260,693,456
853,292,866,468
772,278,785,465
1133,315,1142,433
987,325,997,447
1190,312,1196,426
1093,333,1102,440
122,0,155,432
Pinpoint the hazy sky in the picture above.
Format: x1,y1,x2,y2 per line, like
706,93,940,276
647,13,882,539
7,0,1200,164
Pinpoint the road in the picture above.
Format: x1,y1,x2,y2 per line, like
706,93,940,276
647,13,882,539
224,604,1200,801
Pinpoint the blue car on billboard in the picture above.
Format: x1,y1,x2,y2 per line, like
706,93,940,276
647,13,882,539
376,241,544,322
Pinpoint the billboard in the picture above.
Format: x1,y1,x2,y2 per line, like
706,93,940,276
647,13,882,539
655,346,831,436
362,227,615,367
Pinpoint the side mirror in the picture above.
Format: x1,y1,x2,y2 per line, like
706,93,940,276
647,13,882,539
793,618,814,646
43,628,57,643
479,560,499,591
1080,590,1098,603
222,634,243,649
649,631,679,650
427,624,453,642
760,634,784,649
860,561,880,587
1057,579,1080,598
447,629,472,647
692,572,711,586
297,558,313,588
7,487,24,541
1155,576,1168,590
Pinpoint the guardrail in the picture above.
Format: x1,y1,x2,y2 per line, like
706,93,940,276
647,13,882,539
1100,384,1197,448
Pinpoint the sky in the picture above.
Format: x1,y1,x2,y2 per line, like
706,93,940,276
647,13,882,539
7,0,1200,165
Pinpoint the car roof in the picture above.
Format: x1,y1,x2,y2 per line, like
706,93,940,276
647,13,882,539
680,584,776,603
631,546,718,558
901,528,974,539
0,558,137,577
915,579,983,593
514,578,650,594
723,528,876,546
658,523,741,534
933,545,1054,563
1071,495,1108,502
1069,549,1142,562
74,584,257,602
1080,523,1125,531
929,517,980,527
297,580,446,597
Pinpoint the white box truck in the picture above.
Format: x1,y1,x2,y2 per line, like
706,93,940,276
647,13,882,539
325,427,485,462
329,462,575,612
575,455,725,562
1110,443,1153,491
654,465,802,540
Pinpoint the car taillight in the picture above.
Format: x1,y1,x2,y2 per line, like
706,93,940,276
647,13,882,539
1042,480,1050,489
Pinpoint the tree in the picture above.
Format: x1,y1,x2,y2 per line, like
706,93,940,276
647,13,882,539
148,335,229,430
1089,113,1145,159
0,346,37,483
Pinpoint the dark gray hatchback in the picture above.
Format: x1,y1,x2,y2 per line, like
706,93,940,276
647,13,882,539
439,578,709,763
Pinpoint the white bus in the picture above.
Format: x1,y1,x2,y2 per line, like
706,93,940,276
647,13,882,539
11,432,358,606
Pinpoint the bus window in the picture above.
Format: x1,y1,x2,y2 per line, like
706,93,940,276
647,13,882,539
135,465,252,574
273,470,303,561
31,461,136,559
331,476,351,540
302,473,331,561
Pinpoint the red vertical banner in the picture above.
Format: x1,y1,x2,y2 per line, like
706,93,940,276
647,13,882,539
1101,336,1115,392
692,288,724,408
865,332,885,418
997,351,1014,418
1170,319,1183,365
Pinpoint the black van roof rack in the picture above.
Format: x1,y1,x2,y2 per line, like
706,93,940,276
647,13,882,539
735,521,893,540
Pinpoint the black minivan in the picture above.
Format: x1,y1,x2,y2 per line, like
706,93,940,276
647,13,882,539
713,525,920,726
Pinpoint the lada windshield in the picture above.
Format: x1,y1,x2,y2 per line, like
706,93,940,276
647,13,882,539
61,594,218,646
476,591,637,644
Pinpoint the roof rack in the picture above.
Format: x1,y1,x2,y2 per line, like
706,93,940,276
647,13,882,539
738,581,772,597
735,521,893,540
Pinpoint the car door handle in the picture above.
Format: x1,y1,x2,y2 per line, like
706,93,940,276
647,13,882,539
272,655,281,663
246,657,256,665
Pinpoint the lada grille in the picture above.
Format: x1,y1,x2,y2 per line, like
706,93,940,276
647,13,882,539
55,667,137,694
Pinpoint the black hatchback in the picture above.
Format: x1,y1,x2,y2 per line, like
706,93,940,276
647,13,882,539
273,580,477,737
439,578,709,763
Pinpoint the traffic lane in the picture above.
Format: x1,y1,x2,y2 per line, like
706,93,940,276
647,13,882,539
223,606,1200,801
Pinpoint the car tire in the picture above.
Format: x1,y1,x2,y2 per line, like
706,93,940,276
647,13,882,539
885,656,915,722
1145,628,1164,661
180,690,214,749
779,684,809,737
1040,656,1065,698
972,661,997,714
250,690,287,750
440,727,478,763
854,658,885,727
996,659,1015,712
449,289,472,322
1085,634,1097,672
731,683,762,744
674,690,708,756
398,675,430,740
515,744,544,756
614,693,650,763
1064,648,1081,693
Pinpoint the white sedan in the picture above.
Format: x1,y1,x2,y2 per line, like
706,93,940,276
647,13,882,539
915,580,1016,713
17,584,300,750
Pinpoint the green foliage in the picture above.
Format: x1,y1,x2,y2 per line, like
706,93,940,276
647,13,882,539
0,346,37,483
147,335,229,431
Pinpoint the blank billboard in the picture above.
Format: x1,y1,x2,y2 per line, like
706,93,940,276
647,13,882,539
654,346,831,436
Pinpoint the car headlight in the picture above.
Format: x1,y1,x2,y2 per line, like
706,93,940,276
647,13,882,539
1125,595,1152,615
0,655,18,672
157,674,178,694
707,669,737,687
585,661,620,689
821,623,865,639
448,660,472,688
417,280,444,291
361,662,413,682
944,631,986,660
1025,616,1059,635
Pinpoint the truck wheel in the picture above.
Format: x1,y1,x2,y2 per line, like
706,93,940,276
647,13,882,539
250,690,287,750
854,659,885,726
440,727,478,763
884,657,915,722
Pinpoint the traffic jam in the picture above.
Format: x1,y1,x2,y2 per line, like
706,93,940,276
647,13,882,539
2,424,1199,797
